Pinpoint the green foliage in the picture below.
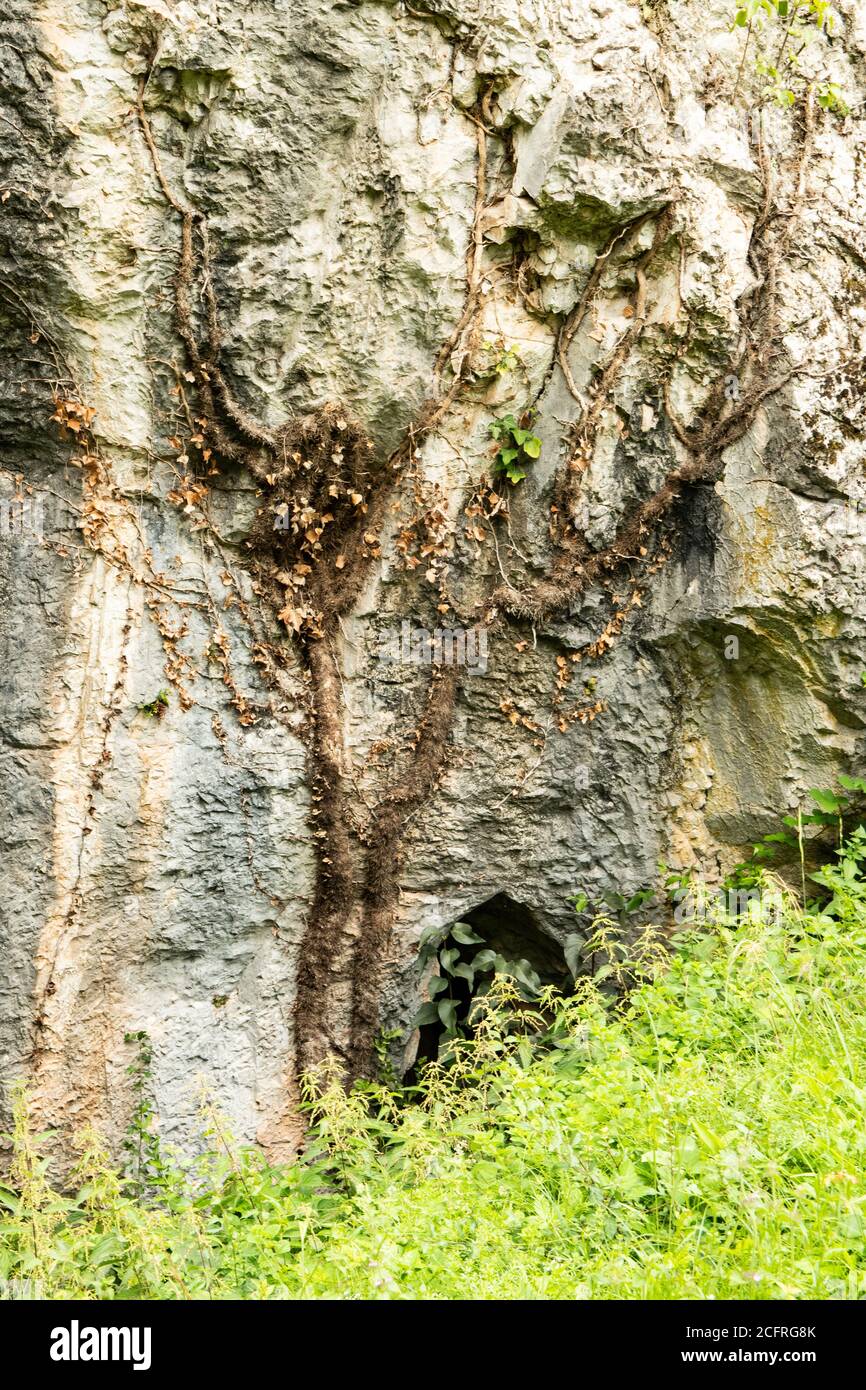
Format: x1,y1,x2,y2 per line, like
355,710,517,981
481,340,522,377
137,689,169,719
567,896,671,993
732,0,849,112
488,412,542,486
373,1029,403,1089
122,1032,170,1200
568,867,694,981
414,921,541,1055
734,0,831,29
5,840,866,1299
727,777,866,892
814,79,847,111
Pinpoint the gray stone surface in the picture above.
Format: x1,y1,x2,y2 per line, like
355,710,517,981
1,0,864,1156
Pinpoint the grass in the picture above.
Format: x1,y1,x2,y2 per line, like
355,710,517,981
3,830,866,1300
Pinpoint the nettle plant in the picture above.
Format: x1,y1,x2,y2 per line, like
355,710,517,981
488,411,542,485
733,0,848,111
728,775,866,895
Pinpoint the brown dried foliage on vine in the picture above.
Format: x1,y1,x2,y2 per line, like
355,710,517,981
133,76,503,1085
134,55,817,1094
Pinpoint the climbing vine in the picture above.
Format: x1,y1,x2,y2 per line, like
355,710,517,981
132,52,501,1086
124,19,823,1100
732,0,848,109
484,90,816,634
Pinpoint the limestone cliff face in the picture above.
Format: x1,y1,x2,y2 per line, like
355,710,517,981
1,0,864,1157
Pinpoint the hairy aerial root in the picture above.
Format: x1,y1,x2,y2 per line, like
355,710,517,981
348,664,460,1079
292,634,359,1075
489,95,814,632
553,204,677,541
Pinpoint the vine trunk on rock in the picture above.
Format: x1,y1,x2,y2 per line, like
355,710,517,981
133,64,815,1097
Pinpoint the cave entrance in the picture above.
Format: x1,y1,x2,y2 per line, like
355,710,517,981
411,893,568,1071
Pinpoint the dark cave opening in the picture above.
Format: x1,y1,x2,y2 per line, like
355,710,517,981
410,892,569,1072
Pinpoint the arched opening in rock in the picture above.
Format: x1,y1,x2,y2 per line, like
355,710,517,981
411,893,568,1072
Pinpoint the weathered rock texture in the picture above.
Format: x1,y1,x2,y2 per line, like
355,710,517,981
1,0,864,1157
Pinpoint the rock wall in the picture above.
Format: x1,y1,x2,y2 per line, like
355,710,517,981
1,0,864,1157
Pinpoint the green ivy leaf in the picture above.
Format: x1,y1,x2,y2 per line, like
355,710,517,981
418,925,444,964
437,998,458,1033
451,922,484,946
564,932,583,977
509,959,541,995
439,946,460,972
471,948,498,973
452,962,476,987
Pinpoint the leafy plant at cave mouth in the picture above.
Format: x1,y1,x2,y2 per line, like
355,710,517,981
488,412,542,486
413,920,542,1055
